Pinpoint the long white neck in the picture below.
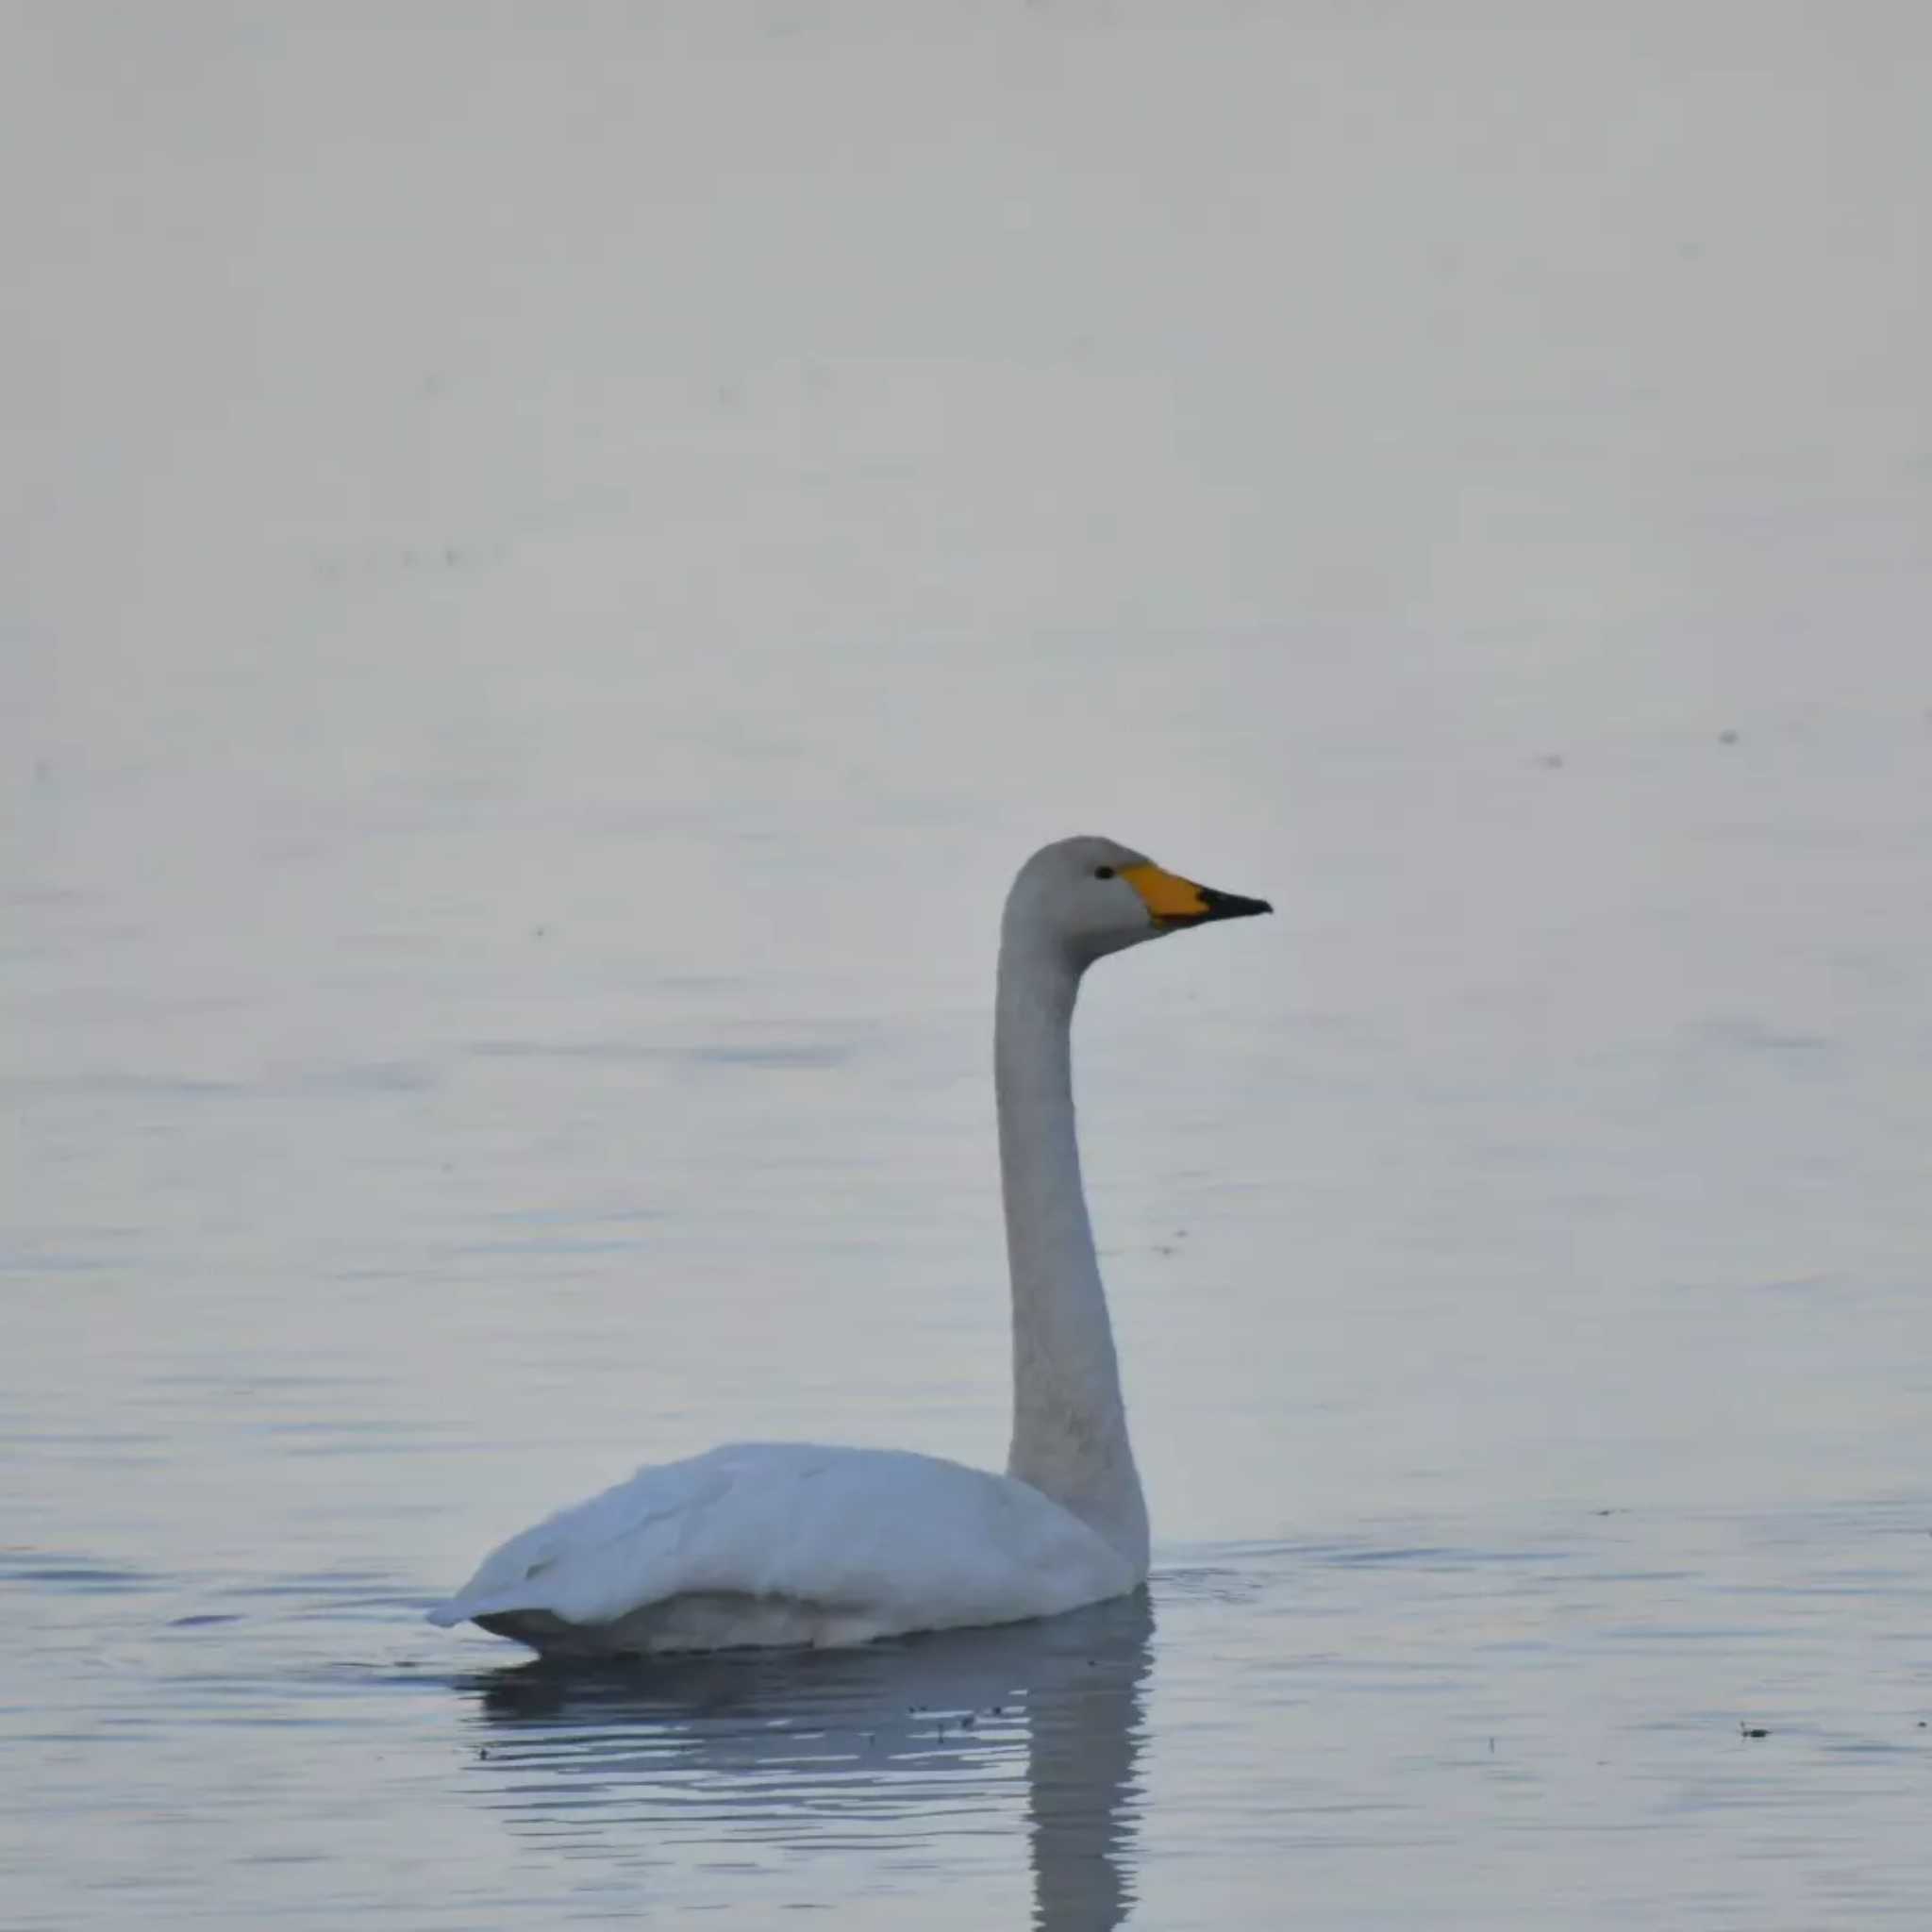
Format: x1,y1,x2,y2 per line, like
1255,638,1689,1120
995,931,1149,1575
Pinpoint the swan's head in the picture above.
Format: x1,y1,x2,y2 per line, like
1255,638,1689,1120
1004,835,1272,968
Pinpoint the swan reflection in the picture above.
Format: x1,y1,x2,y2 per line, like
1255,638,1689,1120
458,1591,1152,1929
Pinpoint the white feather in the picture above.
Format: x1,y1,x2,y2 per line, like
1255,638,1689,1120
426,1441,1136,1650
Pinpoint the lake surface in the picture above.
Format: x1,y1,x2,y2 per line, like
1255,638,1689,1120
7,7,1932,1927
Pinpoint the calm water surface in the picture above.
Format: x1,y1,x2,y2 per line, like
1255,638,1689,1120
9,703,1932,1927
8,8,1932,1928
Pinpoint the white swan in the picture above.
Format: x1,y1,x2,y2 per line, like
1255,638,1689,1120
427,836,1269,1656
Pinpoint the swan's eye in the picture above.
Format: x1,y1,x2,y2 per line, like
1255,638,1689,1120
1093,865,1115,880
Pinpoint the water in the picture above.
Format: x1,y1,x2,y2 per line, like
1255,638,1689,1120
8,6,1932,1926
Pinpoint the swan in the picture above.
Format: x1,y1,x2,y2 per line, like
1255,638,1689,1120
427,835,1269,1656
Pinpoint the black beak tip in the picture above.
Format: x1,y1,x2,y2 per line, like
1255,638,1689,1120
1198,888,1273,922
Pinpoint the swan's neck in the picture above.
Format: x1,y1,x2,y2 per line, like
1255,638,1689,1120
995,935,1149,1575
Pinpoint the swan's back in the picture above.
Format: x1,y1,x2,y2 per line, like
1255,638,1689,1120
427,1441,1138,1656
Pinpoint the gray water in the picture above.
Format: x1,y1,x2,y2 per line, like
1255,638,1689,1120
7,6,1932,1927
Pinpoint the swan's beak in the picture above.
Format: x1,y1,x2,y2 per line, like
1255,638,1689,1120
1122,864,1273,930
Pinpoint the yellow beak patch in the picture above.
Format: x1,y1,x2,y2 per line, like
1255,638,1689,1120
1121,863,1211,923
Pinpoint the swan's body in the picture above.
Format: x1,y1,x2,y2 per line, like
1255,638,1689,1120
427,1441,1139,1656
428,837,1268,1656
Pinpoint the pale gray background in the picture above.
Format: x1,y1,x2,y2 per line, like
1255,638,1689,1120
6,5,1930,1927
